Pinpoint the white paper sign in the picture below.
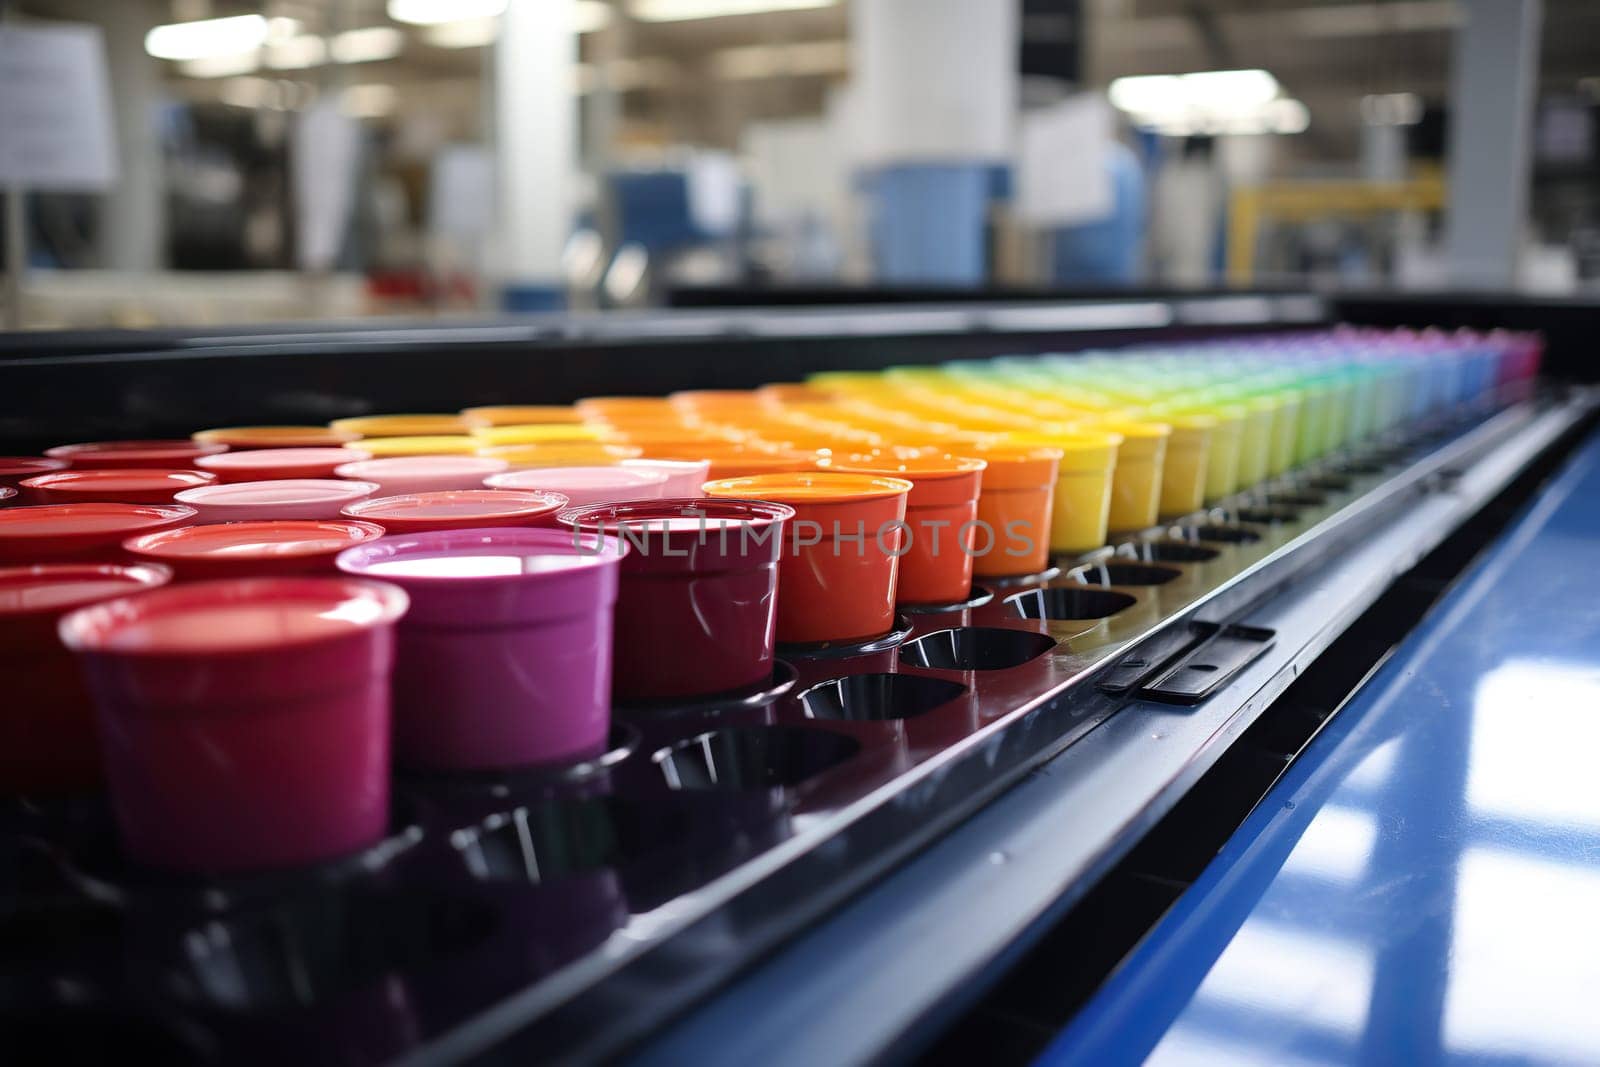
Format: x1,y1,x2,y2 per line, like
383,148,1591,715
430,144,493,237
1016,94,1114,226
292,99,361,271
0,25,117,189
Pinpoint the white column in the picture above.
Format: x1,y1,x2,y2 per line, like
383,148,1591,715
494,0,578,302
1444,0,1542,289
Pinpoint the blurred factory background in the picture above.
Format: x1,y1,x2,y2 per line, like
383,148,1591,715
0,0,1594,327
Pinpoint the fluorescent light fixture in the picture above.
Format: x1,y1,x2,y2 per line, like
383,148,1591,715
343,83,399,118
423,17,501,48
265,35,327,70
179,52,262,78
330,26,405,64
146,14,269,61
388,0,508,25
573,0,614,33
629,0,837,22
1109,69,1306,136
712,40,848,79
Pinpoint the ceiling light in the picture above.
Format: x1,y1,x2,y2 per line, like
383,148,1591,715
388,0,508,26
179,52,262,78
573,0,614,33
343,83,399,118
146,14,269,61
424,17,500,48
1109,69,1304,136
330,26,405,64
628,0,837,23
265,35,327,70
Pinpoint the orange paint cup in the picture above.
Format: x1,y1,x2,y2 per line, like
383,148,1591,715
953,444,1062,579
824,448,987,604
705,472,912,644
193,426,359,450
459,405,584,428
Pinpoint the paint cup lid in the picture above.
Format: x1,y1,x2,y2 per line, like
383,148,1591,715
57,576,409,656
176,480,379,518
125,520,387,564
198,448,371,478
704,471,913,503
347,436,479,457
330,414,467,437
460,405,585,428
0,563,172,618
335,527,621,626
0,502,198,548
45,440,228,468
479,442,643,467
486,466,670,498
21,468,217,499
193,426,359,448
334,455,509,482
473,424,607,446
342,488,570,531
557,497,794,574
0,457,69,480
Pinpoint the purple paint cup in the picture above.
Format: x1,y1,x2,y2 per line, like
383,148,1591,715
556,498,793,702
336,527,625,771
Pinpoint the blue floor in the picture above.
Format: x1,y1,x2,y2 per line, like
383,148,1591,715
1038,429,1600,1066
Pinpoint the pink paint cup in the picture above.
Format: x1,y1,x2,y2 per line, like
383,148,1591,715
620,458,712,497
340,489,568,534
336,527,624,771
333,455,510,496
557,498,793,702
57,577,409,874
174,479,380,523
196,447,372,484
0,562,173,793
484,466,669,508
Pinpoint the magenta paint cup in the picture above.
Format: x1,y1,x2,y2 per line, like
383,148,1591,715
620,458,712,497
333,455,510,496
484,466,669,508
175,479,380,523
557,498,793,702
57,577,409,874
336,527,625,771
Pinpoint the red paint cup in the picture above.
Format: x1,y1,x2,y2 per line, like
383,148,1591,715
558,498,794,701
175,479,380,523
0,503,197,565
196,447,372,483
486,466,669,508
704,472,912,644
341,489,568,534
123,520,387,580
620,458,712,496
333,455,509,496
45,440,228,469
336,528,623,770
57,577,409,873
1,457,69,491
21,468,217,505
0,562,173,792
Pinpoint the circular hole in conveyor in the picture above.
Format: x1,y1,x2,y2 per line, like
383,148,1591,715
1005,584,1137,622
653,725,861,792
450,796,622,884
1178,524,1262,544
1235,507,1300,525
898,626,1058,671
800,673,968,722
1117,541,1220,563
1070,561,1184,587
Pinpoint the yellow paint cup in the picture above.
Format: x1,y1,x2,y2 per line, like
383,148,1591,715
1006,427,1123,555
350,435,479,457
1093,419,1171,532
471,423,608,446
1146,411,1216,519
